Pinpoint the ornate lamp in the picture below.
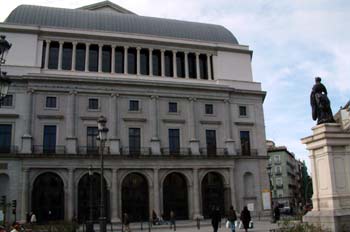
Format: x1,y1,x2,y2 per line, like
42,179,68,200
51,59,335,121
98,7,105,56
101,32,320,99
0,35,12,101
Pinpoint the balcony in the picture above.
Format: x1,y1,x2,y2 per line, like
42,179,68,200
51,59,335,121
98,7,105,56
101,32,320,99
161,147,191,156
276,184,283,189
275,171,282,176
0,145,18,154
32,145,66,155
236,149,258,156
121,147,151,156
77,146,110,155
274,160,281,165
199,148,228,156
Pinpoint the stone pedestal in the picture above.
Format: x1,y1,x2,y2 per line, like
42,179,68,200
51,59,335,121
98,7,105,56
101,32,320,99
190,139,200,155
21,135,32,154
109,138,120,155
66,137,77,154
225,139,237,155
301,122,350,232
151,138,161,155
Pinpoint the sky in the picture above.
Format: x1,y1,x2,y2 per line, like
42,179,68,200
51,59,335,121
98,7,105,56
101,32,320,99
1,0,349,169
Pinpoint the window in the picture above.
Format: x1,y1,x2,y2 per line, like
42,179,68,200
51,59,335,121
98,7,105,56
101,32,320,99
206,130,217,156
75,43,86,71
274,155,281,162
115,47,124,73
239,106,247,117
87,127,98,154
46,97,57,108
48,41,59,69
168,129,180,154
1,95,13,107
240,131,251,155
152,50,161,76
0,125,12,153
199,54,208,79
129,128,141,155
275,166,282,174
188,53,196,78
176,52,185,78
102,45,111,73
88,98,99,110
164,51,173,77
168,102,178,113
41,41,46,68
128,47,137,74
205,104,213,114
140,49,149,75
89,44,99,72
276,178,282,186
277,190,283,197
129,100,139,111
62,43,72,70
43,125,56,154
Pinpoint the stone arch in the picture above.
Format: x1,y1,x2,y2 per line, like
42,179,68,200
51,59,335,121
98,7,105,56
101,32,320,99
162,172,189,219
199,169,229,186
31,172,65,222
121,172,149,221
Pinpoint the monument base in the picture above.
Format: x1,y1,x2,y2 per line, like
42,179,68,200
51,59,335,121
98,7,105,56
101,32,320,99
303,209,350,232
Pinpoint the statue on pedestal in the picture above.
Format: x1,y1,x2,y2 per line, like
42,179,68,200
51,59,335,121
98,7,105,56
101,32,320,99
310,77,335,125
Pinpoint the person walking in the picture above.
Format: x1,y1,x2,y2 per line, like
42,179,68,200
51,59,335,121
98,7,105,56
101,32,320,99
123,213,131,232
240,206,251,232
30,211,37,224
273,205,280,222
210,206,221,232
169,210,176,230
227,206,237,232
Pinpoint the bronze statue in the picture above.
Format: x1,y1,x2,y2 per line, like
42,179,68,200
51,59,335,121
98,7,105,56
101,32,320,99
310,77,335,125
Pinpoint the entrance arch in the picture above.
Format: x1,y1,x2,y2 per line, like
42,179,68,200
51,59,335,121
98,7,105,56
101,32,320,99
163,172,188,219
122,173,149,221
32,172,64,222
201,172,225,218
77,173,110,223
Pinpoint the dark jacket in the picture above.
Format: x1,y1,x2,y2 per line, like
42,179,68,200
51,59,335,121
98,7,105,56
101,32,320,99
227,209,237,222
211,209,221,226
240,208,251,229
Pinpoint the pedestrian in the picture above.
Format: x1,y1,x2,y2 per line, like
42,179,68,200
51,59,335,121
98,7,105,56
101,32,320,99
273,205,280,222
152,210,157,225
25,212,30,224
227,206,237,232
240,206,251,232
30,211,37,224
210,206,221,232
123,213,131,232
169,210,176,230
10,222,20,232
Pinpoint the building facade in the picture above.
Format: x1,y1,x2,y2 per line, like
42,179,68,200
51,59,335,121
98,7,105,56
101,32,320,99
0,1,269,223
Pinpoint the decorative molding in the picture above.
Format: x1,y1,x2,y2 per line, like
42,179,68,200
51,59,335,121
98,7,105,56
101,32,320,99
0,114,19,118
37,115,64,120
162,119,186,124
199,120,222,125
111,93,119,97
122,117,147,122
80,116,99,121
234,121,254,126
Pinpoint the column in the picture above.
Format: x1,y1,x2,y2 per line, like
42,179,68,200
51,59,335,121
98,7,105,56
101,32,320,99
188,98,199,155
20,168,29,222
85,43,90,72
224,99,236,155
150,95,161,155
44,40,50,69
207,54,212,80
153,169,160,215
136,47,141,75
111,45,116,73
66,90,77,154
173,50,177,78
67,168,74,221
98,44,103,73
123,46,128,74
111,169,120,222
195,52,200,79
71,42,77,71
229,167,237,209
160,49,165,77
58,41,64,70
109,93,120,155
149,48,153,76
184,52,189,79
193,168,201,219
21,89,33,154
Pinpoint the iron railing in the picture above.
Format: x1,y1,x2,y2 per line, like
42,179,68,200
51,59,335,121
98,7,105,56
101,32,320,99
32,145,66,155
161,147,191,156
236,149,258,156
121,147,151,156
199,148,228,156
0,145,18,154
77,146,110,155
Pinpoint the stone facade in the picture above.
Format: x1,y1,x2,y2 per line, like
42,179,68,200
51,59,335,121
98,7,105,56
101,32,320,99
0,1,269,224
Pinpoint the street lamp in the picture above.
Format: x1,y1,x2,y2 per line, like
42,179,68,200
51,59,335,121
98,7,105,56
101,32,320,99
0,35,12,102
97,116,108,232
267,164,275,223
86,165,94,232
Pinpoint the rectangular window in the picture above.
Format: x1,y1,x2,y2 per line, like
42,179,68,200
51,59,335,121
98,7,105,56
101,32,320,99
176,52,185,78
164,51,173,77
205,104,213,114
62,42,72,70
239,106,247,116
199,54,208,79
240,131,251,155
140,49,149,75
88,98,99,110
115,47,124,73
276,178,282,185
275,166,282,173
168,129,180,155
48,41,59,69
102,45,111,73
129,100,139,111
1,95,13,107
87,127,98,154
75,43,86,71
188,53,196,78
43,125,56,154
152,50,161,76
168,102,178,113
89,44,99,72
41,41,46,68
129,128,141,155
128,48,137,74
277,190,283,197
206,130,217,156
274,155,281,162
0,125,12,153
46,96,57,108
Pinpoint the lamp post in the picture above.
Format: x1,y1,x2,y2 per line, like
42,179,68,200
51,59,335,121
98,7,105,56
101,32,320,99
0,35,12,104
267,164,275,223
97,116,108,232
86,165,94,232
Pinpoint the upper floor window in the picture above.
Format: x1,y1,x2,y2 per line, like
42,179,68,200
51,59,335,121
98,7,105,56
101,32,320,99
275,166,282,173
240,131,251,155
129,100,139,111
62,42,72,70
87,127,98,153
46,97,57,108
1,95,13,107
239,105,247,117
0,124,12,153
89,44,99,72
176,52,185,78
199,54,208,79
169,102,178,113
152,50,161,76
140,49,149,75
102,45,112,73
205,104,213,114
75,43,86,71
274,155,281,162
128,47,137,74
88,98,99,110
164,51,173,77
48,41,59,69
188,53,196,78
115,47,124,73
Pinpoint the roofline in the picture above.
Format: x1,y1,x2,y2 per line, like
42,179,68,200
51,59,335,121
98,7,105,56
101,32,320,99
268,147,295,158
77,0,136,15
0,23,252,55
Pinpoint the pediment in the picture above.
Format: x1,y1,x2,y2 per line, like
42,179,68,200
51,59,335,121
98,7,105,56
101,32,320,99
78,1,136,15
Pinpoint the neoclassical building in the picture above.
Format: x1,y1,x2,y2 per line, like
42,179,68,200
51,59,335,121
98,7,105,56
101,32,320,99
0,1,269,224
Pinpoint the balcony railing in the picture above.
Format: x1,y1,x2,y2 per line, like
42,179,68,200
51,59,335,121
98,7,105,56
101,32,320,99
77,146,110,155
0,145,18,154
32,145,66,155
236,149,258,156
199,148,228,156
161,147,191,156
121,147,151,156
276,184,283,189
